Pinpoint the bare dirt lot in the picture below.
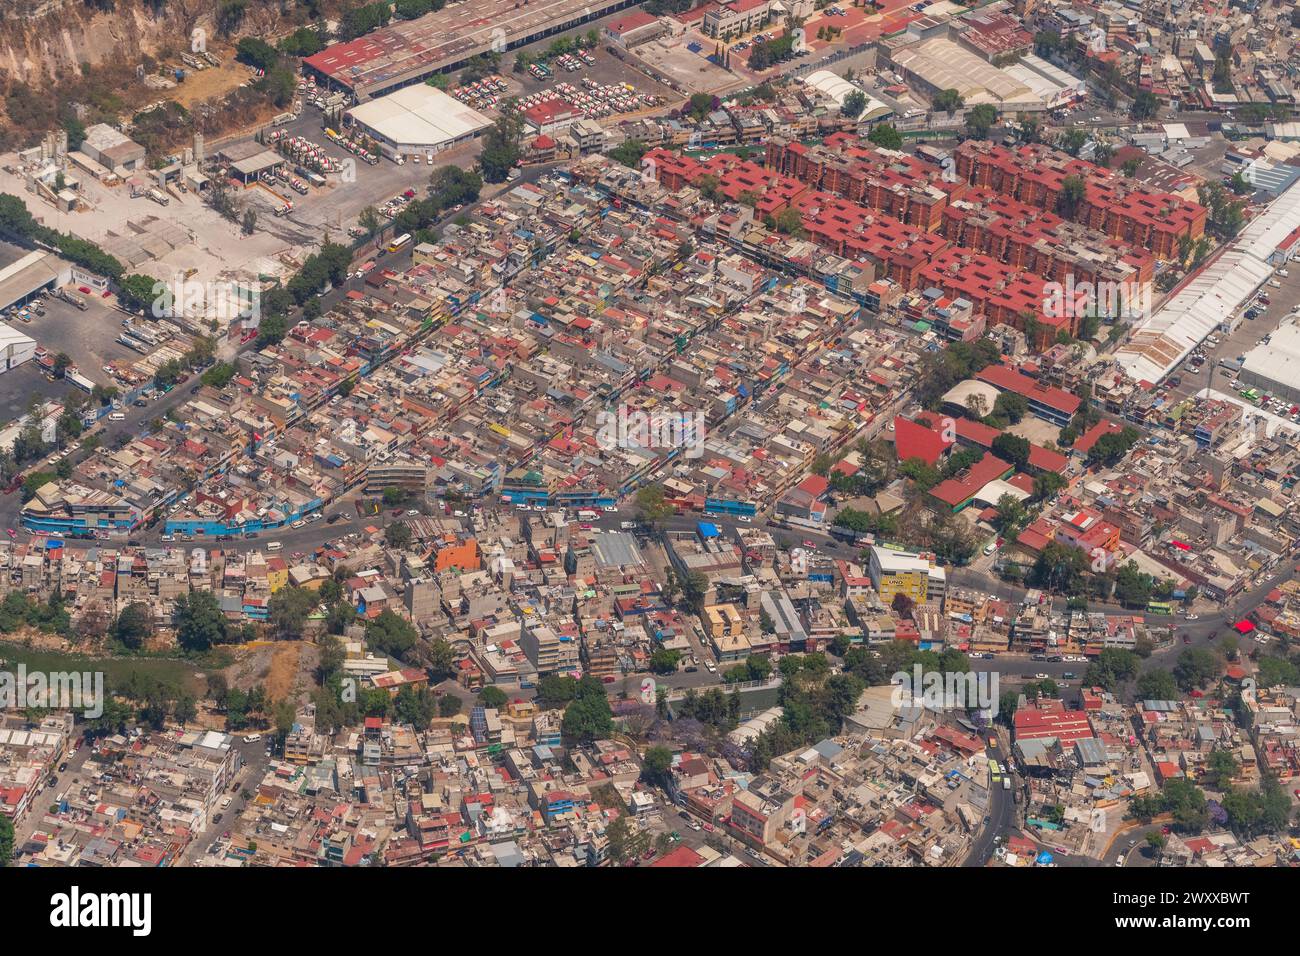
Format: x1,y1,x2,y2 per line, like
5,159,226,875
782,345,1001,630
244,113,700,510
221,639,317,705
169,58,259,112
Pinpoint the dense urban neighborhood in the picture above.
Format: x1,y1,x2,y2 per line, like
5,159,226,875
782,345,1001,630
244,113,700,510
0,0,1297,893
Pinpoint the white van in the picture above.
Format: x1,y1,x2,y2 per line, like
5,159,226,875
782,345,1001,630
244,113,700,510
243,734,262,743
266,541,282,552
109,412,126,421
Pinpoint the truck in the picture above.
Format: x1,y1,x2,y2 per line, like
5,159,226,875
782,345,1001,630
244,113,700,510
61,289,87,310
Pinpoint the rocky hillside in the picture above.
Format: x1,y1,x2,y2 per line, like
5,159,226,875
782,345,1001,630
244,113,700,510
0,0,302,89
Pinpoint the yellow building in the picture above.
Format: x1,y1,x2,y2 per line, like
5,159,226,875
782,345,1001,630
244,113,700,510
868,546,945,606
702,603,751,662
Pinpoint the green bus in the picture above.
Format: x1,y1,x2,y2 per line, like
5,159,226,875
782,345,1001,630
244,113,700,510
1146,601,1173,616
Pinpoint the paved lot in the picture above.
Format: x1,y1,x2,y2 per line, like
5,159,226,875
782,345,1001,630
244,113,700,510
26,296,142,388
1167,260,1300,403
0,362,77,424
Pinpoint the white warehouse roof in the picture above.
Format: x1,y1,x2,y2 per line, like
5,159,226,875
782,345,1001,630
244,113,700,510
1240,319,1300,388
802,70,891,121
347,85,492,149
1115,180,1300,384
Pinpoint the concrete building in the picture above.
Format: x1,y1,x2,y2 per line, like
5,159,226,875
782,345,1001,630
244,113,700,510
868,545,946,606
702,0,771,40
79,124,146,173
345,85,493,159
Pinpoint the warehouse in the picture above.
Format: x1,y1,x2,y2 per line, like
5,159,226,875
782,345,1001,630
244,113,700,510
0,321,37,374
216,141,285,185
79,123,146,174
802,71,893,123
882,36,1041,110
345,85,492,159
1116,178,1300,384
0,242,69,312
1239,320,1300,404
303,0,637,101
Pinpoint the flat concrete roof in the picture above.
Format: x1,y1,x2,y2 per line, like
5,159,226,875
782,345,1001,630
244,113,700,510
347,85,492,148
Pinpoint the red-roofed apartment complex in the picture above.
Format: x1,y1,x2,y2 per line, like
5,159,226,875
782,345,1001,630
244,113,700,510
955,140,1205,260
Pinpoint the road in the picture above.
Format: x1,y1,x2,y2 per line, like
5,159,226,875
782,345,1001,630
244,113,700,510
965,731,1016,866
179,735,275,864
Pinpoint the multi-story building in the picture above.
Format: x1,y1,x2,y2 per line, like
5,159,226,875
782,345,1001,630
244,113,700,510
868,546,946,606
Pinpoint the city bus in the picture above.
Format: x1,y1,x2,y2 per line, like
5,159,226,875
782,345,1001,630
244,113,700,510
387,233,412,253
1146,601,1173,616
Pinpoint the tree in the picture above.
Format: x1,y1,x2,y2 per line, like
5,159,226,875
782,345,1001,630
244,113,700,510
1058,128,1087,156
606,814,633,863
933,88,963,113
268,586,316,639
634,483,674,526
841,90,867,118
479,686,508,709
478,110,523,183
173,590,229,652
112,602,153,650
649,648,681,674
1055,174,1087,218
562,677,614,742
117,273,161,315
964,103,998,140
358,205,382,240
643,745,673,787
1130,90,1158,120
867,124,902,150
1172,647,1219,691
365,609,418,659
1205,749,1239,788
0,812,12,866
608,139,649,169
1114,561,1153,607
385,522,414,550
991,433,1030,471
992,391,1028,424
1134,669,1178,700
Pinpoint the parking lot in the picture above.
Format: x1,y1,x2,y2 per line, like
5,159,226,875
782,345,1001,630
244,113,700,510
23,294,146,389
514,43,680,105
1167,261,1300,404
234,110,483,238
0,361,78,424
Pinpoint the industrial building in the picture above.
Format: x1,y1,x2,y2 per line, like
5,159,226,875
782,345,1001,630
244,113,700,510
303,0,638,101
1116,179,1300,385
0,321,36,375
78,123,146,174
1239,320,1300,404
0,241,71,312
216,141,285,185
801,71,893,124
345,85,492,159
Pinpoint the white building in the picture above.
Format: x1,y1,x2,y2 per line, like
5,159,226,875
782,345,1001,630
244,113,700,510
345,85,493,160
0,321,36,374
